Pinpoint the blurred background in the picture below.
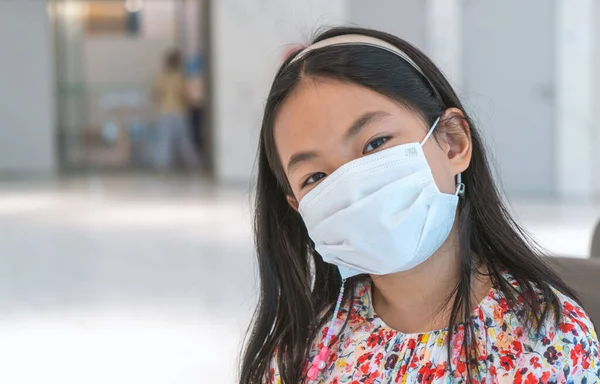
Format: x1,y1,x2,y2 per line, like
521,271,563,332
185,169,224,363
0,0,598,383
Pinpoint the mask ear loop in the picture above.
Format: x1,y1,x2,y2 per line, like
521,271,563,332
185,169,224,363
420,117,441,146
455,172,466,198
420,117,466,198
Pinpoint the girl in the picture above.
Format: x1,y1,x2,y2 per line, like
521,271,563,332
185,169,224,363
240,27,599,383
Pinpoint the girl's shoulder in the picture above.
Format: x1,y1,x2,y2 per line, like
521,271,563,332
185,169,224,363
470,273,599,381
546,289,598,359
497,273,598,355
496,273,597,339
499,287,600,382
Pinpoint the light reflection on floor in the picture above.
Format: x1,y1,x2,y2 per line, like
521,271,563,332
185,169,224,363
0,175,597,384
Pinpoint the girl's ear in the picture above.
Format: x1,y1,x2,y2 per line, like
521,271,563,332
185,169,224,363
287,195,299,212
440,108,472,176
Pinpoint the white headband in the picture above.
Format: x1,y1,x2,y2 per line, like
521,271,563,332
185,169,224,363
289,34,440,100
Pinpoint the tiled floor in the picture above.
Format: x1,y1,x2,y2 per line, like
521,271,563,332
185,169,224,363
0,175,597,384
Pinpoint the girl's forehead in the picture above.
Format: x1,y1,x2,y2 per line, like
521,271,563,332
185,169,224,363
274,79,410,144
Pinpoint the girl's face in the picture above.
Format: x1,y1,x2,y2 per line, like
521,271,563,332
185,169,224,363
274,78,472,206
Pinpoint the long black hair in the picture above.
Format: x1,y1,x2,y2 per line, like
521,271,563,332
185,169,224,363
240,26,579,383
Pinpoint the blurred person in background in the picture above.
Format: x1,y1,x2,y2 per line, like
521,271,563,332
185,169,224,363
153,49,200,172
241,27,599,383
186,54,205,151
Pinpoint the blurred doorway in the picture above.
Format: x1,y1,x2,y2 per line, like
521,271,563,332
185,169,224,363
51,0,211,174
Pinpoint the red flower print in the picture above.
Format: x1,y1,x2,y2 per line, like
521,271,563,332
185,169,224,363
357,352,373,365
360,362,370,375
366,333,380,348
570,343,589,369
563,301,582,316
514,367,527,384
529,356,542,369
451,329,465,353
511,340,523,356
515,327,524,338
407,338,417,350
524,372,538,384
499,355,515,371
349,310,361,324
573,317,588,333
397,361,409,381
417,362,436,384
328,352,338,365
409,353,419,369
434,362,447,378
583,357,591,369
456,360,466,375
559,322,575,333
364,371,380,384
374,352,384,365
376,328,395,342
477,307,485,321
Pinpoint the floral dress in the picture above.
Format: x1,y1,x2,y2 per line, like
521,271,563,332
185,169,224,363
267,275,600,383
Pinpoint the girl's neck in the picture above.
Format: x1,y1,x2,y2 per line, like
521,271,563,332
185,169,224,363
370,230,491,334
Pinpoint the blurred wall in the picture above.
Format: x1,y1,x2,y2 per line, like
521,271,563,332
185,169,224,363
210,0,346,183
555,0,596,199
0,2,56,175
462,0,555,196
348,0,426,48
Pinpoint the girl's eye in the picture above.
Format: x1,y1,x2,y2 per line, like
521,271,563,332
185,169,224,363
302,172,326,188
363,137,389,154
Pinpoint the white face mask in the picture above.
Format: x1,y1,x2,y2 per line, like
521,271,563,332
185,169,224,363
298,117,463,279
